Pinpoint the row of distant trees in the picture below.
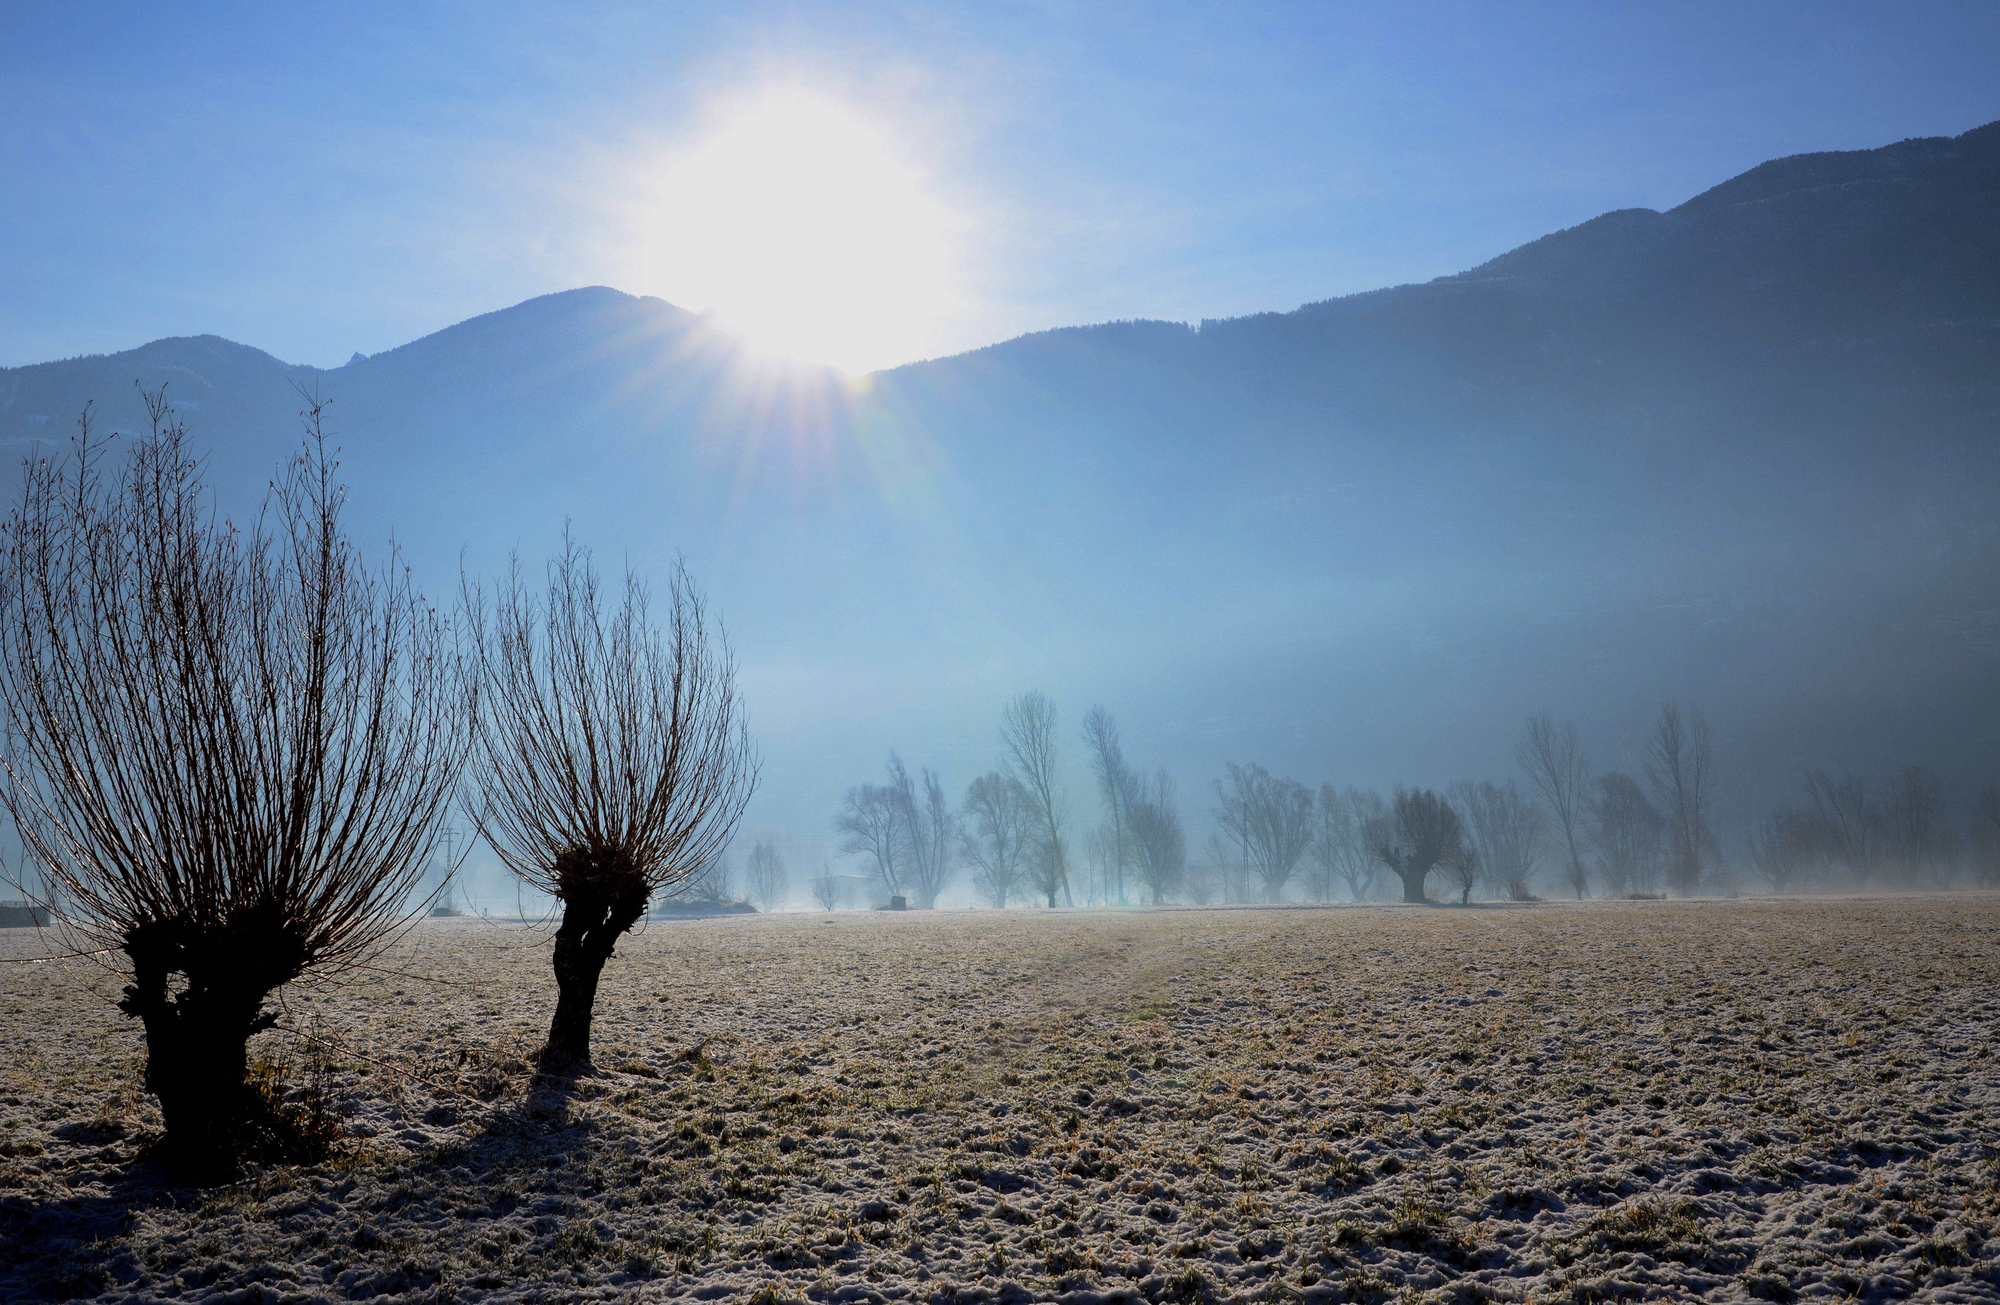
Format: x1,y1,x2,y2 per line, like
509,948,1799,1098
1748,768,1999,894
829,696,2000,909
834,692,1102,908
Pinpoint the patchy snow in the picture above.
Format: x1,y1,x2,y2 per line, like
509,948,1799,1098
3,897,1998,1302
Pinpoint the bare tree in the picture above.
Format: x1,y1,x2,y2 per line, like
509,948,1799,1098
1442,844,1482,905
1368,788,1463,904
890,755,957,908
0,394,473,1168
1184,836,1228,905
1326,788,1385,900
1127,770,1186,905
1645,701,1717,896
1213,763,1315,902
1303,785,1339,901
467,539,755,1067
744,840,787,911
1882,765,1951,887
1002,691,1070,907
836,782,905,899
1083,824,1116,905
1971,786,2000,889
1455,779,1544,901
810,864,842,911
1589,771,1666,895
680,851,735,906
1519,713,1591,898
1801,769,1885,887
1747,810,1821,895
1079,707,1137,904
962,771,1032,908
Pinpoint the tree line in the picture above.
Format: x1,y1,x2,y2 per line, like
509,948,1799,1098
830,697,2000,909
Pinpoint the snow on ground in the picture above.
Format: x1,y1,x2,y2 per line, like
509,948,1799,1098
2,896,1998,1303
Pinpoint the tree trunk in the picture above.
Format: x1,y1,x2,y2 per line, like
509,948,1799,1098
119,919,294,1173
1399,866,1428,904
544,873,651,1067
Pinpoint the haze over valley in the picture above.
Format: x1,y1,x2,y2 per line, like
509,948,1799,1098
3,120,1995,903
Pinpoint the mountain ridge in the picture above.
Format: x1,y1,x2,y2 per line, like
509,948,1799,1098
0,120,1994,840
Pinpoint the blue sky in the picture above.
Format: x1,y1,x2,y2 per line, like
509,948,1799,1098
3,0,1996,372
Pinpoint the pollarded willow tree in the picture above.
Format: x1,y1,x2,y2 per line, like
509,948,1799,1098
0,392,473,1170
1367,787,1464,904
1213,763,1315,903
467,540,756,1067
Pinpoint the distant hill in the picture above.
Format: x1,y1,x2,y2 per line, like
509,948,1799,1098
2,120,1996,848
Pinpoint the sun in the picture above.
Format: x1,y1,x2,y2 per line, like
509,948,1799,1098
638,92,959,374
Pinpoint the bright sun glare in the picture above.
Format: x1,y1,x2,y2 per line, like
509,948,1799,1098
640,92,958,374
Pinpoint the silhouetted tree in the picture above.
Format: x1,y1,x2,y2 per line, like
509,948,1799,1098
1646,701,1717,896
962,771,1032,908
1127,771,1186,906
1213,763,1314,902
837,782,905,900
1080,706,1136,904
890,754,957,908
1747,810,1820,895
1319,787,1384,901
745,840,787,911
1803,769,1885,887
1002,691,1070,907
810,864,842,911
1083,825,1117,905
1442,843,1482,904
680,851,735,906
1884,765,1951,887
1368,788,1463,904
467,540,755,1067
1184,836,1228,905
1303,785,1338,901
1455,779,1543,901
1971,786,2000,889
1588,771,1665,895
0,393,473,1170
1519,713,1590,898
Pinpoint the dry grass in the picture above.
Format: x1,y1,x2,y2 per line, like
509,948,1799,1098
2,895,1998,1302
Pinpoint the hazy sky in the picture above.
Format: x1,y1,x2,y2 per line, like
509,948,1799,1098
4,1,1996,372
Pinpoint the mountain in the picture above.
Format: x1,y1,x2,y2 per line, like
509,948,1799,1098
2,121,1996,865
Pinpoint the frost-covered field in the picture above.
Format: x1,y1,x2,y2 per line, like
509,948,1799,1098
3,897,1998,1304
